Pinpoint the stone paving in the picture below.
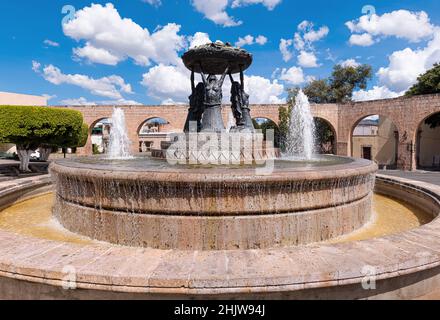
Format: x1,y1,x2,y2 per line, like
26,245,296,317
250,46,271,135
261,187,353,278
379,170,440,186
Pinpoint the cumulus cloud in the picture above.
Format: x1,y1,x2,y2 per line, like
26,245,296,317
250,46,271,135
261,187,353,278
192,0,242,27
34,62,133,100
298,51,318,68
244,75,285,104
141,62,191,104
235,34,268,47
346,10,436,45
377,29,440,92
349,33,374,46
339,59,360,68
63,3,186,66
192,0,281,27
279,39,293,62
353,86,404,101
279,67,305,85
231,0,282,10
280,20,328,67
188,32,211,49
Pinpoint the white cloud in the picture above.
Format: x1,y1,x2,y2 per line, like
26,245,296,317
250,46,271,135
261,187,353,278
43,39,60,47
60,97,96,106
244,75,285,104
192,0,242,27
339,59,360,68
349,33,375,46
63,3,186,66
231,0,282,10
353,86,403,101
32,61,41,73
60,97,142,106
141,62,190,103
280,20,329,64
346,10,435,45
377,29,440,92
298,51,318,68
188,32,211,49
279,67,305,85
236,34,268,47
35,63,133,100
255,35,268,45
279,39,293,62
142,0,162,7
192,0,281,27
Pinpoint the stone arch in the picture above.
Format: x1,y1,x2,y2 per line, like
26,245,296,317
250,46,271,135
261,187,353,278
350,114,399,168
136,117,177,153
136,117,173,135
415,111,440,170
88,117,113,155
313,116,337,154
252,117,281,148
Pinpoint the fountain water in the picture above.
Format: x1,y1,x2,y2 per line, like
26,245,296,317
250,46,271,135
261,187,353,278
107,108,132,160
285,90,316,160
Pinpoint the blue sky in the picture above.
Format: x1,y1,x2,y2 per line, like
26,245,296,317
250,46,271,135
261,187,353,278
0,0,439,105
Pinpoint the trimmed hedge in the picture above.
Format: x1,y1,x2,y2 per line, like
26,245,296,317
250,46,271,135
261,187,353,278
0,105,85,148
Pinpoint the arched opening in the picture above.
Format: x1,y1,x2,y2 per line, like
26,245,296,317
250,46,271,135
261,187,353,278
138,117,172,153
314,117,336,154
416,112,440,171
252,117,281,148
90,118,112,155
351,115,399,169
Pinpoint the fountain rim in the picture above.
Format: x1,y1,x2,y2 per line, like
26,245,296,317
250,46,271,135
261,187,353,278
50,157,377,184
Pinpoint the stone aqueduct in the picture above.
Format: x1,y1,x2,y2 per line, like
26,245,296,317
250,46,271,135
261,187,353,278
57,93,440,171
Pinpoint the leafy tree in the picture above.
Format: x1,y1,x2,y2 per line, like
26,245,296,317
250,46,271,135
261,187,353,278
330,64,372,103
0,106,85,171
303,79,332,104
406,63,440,128
278,105,292,151
300,64,373,104
406,63,440,97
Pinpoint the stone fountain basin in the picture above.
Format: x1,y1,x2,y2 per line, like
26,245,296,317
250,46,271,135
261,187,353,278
50,157,376,215
0,174,439,299
50,157,377,250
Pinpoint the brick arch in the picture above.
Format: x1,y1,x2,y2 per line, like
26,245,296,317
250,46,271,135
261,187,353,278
136,116,175,135
313,116,337,154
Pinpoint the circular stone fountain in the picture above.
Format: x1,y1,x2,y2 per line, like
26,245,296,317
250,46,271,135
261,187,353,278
51,43,378,250
50,156,377,250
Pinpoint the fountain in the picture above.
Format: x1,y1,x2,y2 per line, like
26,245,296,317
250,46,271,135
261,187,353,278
107,107,132,159
50,42,377,250
285,90,316,160
2,43,440,300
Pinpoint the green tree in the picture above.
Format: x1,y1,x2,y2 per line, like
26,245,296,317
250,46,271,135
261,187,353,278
0,106,85,171
301,64,373,104
303,79,332,104
406,63,440,128
406,63,440,97
330,64,372,103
